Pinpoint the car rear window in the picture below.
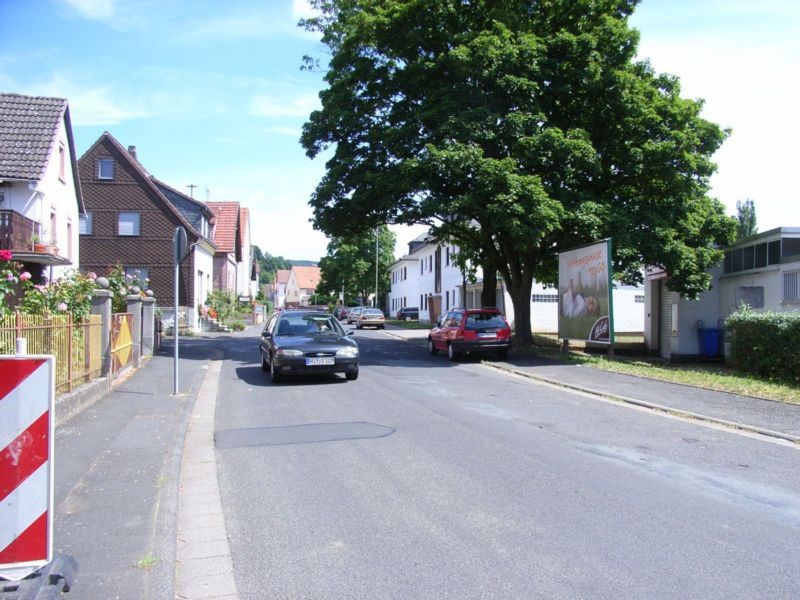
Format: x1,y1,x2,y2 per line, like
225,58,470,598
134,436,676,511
465,313,506,330
363,309,383,316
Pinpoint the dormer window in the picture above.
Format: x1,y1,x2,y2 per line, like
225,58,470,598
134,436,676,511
98,158,114,180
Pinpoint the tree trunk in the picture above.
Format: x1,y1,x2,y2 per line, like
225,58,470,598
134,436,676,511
508,272,534,347
481,267,497,308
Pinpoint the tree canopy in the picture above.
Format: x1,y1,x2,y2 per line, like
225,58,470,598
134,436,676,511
317,226,396,307
735,199,758,240
253,245,292,286
301,0,735,345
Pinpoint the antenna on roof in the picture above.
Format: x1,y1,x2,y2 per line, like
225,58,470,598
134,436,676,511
205,187,210,201
187,184,196,198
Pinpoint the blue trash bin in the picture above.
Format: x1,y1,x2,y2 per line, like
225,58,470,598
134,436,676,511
701,328,720,358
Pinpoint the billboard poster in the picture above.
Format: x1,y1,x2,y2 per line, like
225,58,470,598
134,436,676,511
557,239,614,344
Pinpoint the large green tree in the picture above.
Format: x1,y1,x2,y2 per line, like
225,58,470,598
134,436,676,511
301,0,735,345
317,226,396,307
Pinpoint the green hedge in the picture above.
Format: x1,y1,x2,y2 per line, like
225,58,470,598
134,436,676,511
725,307,800,383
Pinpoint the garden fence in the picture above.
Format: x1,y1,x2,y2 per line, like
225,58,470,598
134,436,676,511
0,311,103,396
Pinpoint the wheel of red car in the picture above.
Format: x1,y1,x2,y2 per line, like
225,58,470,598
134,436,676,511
428,338,438,355
447,343,458,361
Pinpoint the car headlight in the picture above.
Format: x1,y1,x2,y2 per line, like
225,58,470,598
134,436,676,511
336,347,359,358
276,348,303,357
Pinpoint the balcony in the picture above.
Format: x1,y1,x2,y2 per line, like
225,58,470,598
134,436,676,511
0,209,70,266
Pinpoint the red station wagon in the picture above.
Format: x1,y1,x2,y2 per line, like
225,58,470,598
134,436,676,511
428,307,512,361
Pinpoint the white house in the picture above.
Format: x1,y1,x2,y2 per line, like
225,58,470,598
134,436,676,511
273,269,290,308
285,265,321,307
389,233,644,334
388,256,420,317
0,92,84,282
645,227,800,359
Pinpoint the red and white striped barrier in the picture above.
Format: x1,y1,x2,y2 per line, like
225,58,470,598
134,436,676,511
0,356,54,581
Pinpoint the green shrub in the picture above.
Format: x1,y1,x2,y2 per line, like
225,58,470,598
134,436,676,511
725,306,800,383
228,319,246,331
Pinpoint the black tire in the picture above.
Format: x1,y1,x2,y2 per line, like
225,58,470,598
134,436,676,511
379,324,385,329
447,343,459,361
261,350,269,372
497,349,508,360
270,355,282,383
428,339,438,355
346,369,359,381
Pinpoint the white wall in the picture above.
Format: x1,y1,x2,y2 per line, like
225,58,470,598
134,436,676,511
5,117,80,280
388,258,419,316
192,245,214,331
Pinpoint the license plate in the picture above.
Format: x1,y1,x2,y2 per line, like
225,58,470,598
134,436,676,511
306,356,335,366
478,332,496,338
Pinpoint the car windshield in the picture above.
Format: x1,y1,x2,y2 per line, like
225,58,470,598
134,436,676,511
277,314,343,335
465,313,506,330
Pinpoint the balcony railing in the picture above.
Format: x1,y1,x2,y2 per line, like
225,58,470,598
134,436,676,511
0,209,42,252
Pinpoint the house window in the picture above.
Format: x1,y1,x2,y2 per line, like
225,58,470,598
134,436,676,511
118,212,140,236
532,294,559,303
98,158,114,180
59,143,66,182
784,272,800,304
635,295,645,304
79,213,92,235
446,291,449,310
67,221,72,260
735,286,764,309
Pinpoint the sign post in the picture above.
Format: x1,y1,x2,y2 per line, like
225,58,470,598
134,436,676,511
173,226,188,395
0,356,55,581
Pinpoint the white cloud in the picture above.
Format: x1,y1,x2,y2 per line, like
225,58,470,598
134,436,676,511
27,75,147,125
62,0,114,21
250,93,320,118
265,126,303,137
292,0,318,20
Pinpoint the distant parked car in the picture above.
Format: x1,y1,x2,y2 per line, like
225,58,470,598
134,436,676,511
259,309,359,382
347,306,365,325
396,306,419,321
356,308,385,329
428,307,512,361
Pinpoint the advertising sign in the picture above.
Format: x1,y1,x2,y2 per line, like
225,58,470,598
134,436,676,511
557,239,614,344
0,356,55,581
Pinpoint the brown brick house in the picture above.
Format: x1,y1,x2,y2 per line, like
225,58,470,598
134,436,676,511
77,132,216,330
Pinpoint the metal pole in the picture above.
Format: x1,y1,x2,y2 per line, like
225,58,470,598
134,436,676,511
374,227,379,308
173,259,179,395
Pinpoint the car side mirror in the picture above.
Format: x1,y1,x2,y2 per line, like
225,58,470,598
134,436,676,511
345,329,354,336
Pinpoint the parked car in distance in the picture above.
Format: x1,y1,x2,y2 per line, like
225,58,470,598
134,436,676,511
347,306,365,325
356,308,385,329
428,307,512,361
260,309,359,382
396,306,419,321
332,306,343,320
338,306,350,321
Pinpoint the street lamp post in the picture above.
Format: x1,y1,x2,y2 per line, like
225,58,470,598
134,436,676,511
374,227,379,308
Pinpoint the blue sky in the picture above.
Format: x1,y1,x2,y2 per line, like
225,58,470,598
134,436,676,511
1,0,797,261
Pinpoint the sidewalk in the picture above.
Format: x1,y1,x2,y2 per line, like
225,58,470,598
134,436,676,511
383,326,800,444
52,337,224,600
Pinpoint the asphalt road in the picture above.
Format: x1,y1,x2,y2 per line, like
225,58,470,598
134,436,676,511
215,329,800,599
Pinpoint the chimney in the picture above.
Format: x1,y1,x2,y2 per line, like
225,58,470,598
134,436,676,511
128,145,137,160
